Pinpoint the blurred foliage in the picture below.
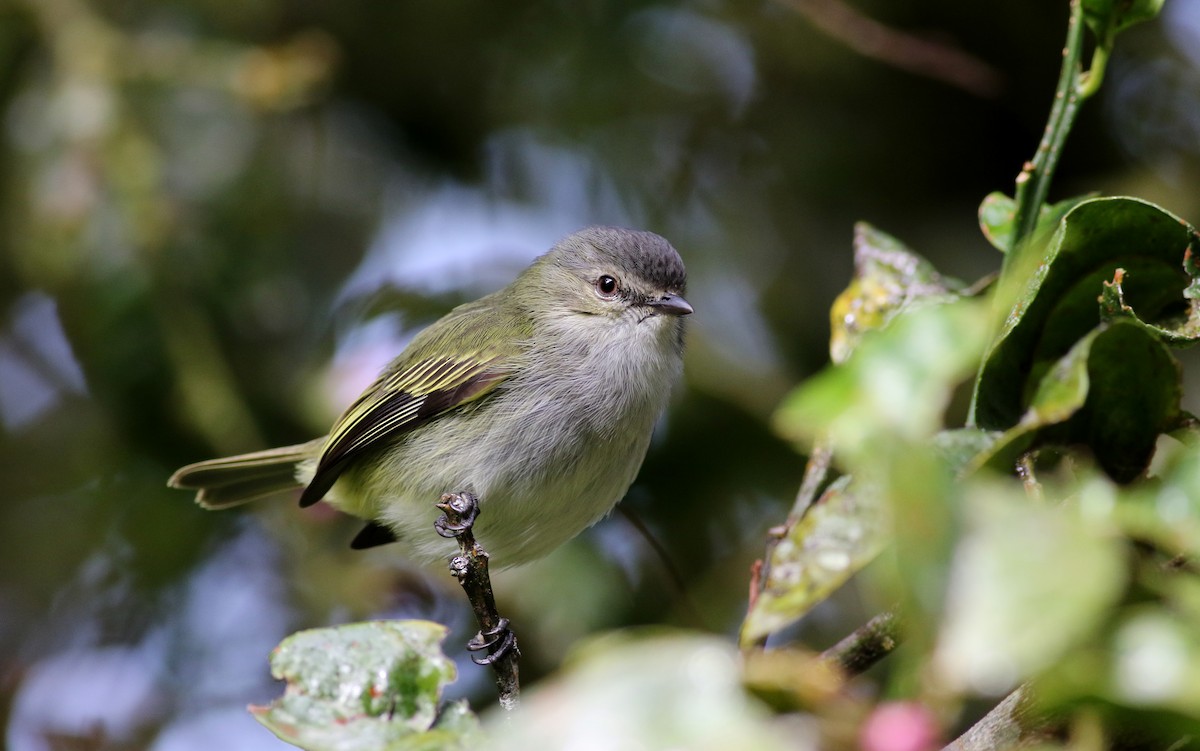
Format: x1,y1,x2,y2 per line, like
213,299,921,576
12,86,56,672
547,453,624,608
4,0,1200,749
486,630,803,750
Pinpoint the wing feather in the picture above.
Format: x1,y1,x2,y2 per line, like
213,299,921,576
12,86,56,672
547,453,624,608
298,354,509,507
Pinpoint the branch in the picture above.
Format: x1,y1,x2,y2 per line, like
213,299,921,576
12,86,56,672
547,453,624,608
777,0,1003,98
820,609,904,676
435,493,520,710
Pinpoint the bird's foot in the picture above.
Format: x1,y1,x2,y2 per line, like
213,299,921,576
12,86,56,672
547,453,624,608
433,491,521,706
466,617,518,666
434,492,479,538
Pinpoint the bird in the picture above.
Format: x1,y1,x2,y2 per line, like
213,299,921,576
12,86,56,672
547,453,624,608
169,226,692,569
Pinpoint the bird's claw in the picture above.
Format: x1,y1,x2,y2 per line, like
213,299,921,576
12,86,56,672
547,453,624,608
467,618,518,665
434,492,479,538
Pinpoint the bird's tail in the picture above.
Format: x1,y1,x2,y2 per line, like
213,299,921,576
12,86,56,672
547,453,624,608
168,439,322,509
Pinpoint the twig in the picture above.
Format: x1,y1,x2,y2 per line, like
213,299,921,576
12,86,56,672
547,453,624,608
1015,452,1043,501
435,492,520,710
618,506,708,629
748,559,765,611
777,0,1004,98
820,609,904,676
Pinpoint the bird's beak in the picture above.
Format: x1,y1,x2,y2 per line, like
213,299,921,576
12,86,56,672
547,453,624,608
645,293,694,317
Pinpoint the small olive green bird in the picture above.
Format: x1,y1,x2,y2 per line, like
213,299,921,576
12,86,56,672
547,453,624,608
169,227,692,568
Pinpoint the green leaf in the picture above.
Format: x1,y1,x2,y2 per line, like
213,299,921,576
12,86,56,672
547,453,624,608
488,631,794,751
974,197,1200,432
1113,442,1200,560
933,481,1126,695
977,192,1095,254
1100,267,1200,343
978,192,1017,253
1082,0,1166,44
778,298,990,458
931,428,1003,475
740,476,886,646
1038,605,1200,727
1055,320,1180,482
828,222,959,363
755,298,987,645
252,620,478,751
973,320,1180,482
1107,609,1200,712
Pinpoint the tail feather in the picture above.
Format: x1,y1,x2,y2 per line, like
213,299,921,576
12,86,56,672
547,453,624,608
169,440,321,510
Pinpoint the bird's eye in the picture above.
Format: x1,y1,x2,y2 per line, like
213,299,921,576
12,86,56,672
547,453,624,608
595,274,619,298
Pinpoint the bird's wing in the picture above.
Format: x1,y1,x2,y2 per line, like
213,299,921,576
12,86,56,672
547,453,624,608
299,350,510,507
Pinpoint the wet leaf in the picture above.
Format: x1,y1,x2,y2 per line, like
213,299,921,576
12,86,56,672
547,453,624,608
741,476,886,646
829,222,959,363
251,620,478,751
974,197,1200,431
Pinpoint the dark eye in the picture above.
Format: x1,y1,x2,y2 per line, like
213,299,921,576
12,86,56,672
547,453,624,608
595,274,619,298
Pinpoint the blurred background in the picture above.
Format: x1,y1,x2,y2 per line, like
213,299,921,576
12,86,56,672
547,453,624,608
2,0,1199,748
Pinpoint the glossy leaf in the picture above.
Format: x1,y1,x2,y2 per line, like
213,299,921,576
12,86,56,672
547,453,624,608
829,222,959,363
974,197,1200,431
977,192,1095,254
1055,320,1181,482
251,620,478,751
1100,267,1200,343
972,319,1180,481
741,476,886,646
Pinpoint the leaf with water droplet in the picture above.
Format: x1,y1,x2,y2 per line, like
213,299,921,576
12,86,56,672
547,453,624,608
741,476,888,646
829,222,960,364
251,620,479,751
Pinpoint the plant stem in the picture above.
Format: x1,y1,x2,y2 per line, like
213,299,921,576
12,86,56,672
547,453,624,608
1006,0,1086,264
